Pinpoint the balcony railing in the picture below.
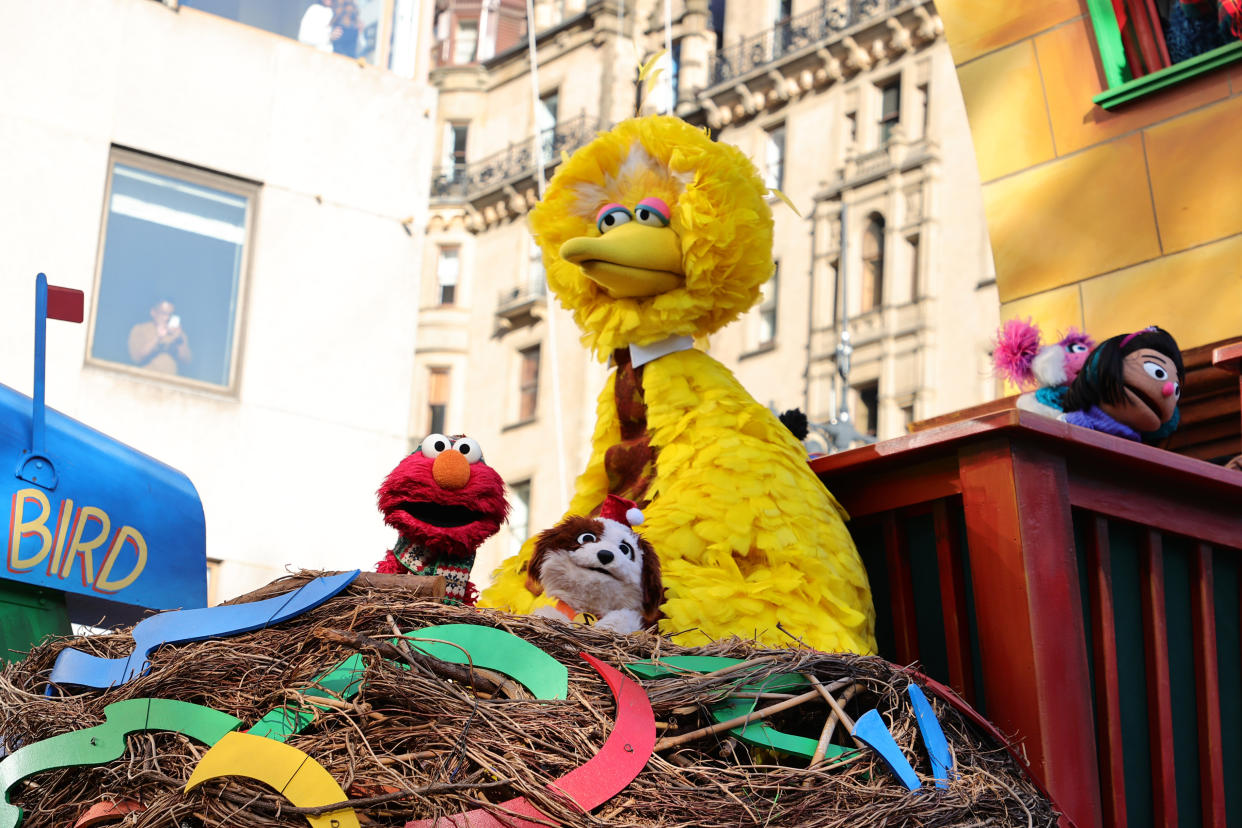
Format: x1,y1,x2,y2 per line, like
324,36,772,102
812,409,1242,828
497,279,546,312
708,0,904,87
431,113,597,203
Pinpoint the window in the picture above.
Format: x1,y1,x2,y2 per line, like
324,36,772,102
757,265,779,347
672,40,682,109
906,234,921,302
845,111,858,150
647,43,682,113
427,367,450,435
507,480,531,559
1088,0,1242,108
185,0,383,63
436,246,459,306
443,123,468,178
764,123,786,190
518,345,540,421
538,91,559,163
529,237,545,289
206,558,223,606
902,403,916,433
878,79,901,145
856,382,879,437
860,213,885,312
87,150,254,390
916,83,930,138
772,0,794,54
453,18,479,63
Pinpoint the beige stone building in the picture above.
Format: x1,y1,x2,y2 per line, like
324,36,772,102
421,0,999,582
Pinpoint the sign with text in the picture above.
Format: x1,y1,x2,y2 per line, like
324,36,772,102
1,382,206,610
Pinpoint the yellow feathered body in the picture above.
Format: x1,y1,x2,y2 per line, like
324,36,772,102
480,115,876,653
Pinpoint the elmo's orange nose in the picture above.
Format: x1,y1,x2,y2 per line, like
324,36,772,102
432,448,470,490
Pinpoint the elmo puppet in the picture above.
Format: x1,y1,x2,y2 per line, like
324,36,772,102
375,433,510,605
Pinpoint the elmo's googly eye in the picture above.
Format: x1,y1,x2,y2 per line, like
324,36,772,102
633,197,671,227
453,437,484,464
577,532,598,545
596,203,632,233
420,433,451,458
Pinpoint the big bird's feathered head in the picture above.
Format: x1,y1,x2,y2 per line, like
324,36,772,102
530,115,774,357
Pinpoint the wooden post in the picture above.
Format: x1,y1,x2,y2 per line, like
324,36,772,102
957,437,1103,828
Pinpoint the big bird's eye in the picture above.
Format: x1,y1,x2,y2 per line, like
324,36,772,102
1067,342,1089,354
633,197,670,227
596,203,631,234
1143,361,1169,381
453,437,484,464
420,433,451,458
576,532,598,545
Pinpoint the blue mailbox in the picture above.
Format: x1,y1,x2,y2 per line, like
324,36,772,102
1,275,206,624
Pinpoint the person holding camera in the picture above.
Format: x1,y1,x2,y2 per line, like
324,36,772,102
128,299,192,376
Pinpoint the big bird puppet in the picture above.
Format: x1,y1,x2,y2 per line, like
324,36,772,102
481,116,876,654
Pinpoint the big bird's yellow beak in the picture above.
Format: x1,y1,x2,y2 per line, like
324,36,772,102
559,223,683,298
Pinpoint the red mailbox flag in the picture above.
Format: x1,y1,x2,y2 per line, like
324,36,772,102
47,285,84,323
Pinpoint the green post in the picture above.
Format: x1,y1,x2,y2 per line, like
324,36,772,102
0,581,71,663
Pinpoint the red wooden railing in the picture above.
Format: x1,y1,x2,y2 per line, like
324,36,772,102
812,410,1242,828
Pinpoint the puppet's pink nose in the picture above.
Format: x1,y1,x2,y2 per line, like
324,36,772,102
1162,381,1175,398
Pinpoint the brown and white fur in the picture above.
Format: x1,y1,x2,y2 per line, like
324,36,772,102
526,515,662,634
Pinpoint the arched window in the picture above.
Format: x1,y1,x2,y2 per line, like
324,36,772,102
860,213,885,312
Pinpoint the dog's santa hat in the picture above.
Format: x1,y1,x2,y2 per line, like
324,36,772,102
600,494,644,527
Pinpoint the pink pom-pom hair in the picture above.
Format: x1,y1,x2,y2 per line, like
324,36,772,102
992,318,1043,389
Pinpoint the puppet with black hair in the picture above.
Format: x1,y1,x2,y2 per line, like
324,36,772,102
1059,326,1184,443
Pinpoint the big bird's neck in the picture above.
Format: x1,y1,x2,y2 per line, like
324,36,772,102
628,334,695,368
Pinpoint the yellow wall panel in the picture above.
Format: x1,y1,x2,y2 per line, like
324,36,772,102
1146,95,1242,254
938,0,1083,65
1036,17,1230,156
1080,233,1242,350
987,135,1161,304
957,41,1056,183
999,284,1085,337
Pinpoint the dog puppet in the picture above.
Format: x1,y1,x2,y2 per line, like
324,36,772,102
527,495,662,634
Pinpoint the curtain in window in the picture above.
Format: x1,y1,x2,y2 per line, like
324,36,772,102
1111,0,1171,78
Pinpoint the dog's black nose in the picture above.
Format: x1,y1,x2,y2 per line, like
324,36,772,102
596,550,614,565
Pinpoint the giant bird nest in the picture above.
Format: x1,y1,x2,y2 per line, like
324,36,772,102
0,572,1059,827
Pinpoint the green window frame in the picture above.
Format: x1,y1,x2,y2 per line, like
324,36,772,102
1086,0,1242,109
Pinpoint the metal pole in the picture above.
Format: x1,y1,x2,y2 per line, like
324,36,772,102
31,272,47,458
524,0,570,505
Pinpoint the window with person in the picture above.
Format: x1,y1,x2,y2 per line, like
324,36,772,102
184,0,381,62
88,150,254,390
